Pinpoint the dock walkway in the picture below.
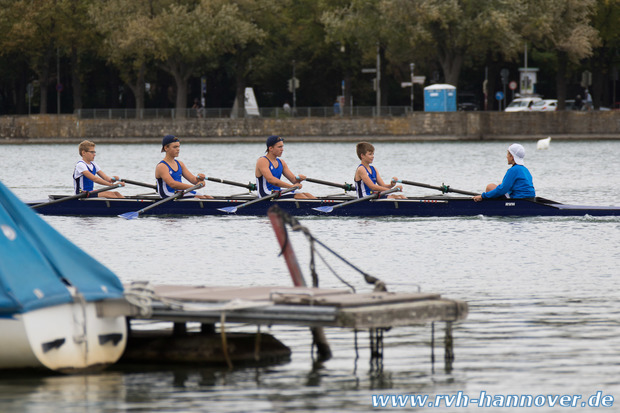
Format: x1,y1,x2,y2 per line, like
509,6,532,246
101,283,467,369
121,284,467,329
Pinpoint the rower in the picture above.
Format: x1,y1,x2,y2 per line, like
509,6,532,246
473,143,535,202
156,135,212,199
73,140,125,199
255,135,315,199
354,142,405,199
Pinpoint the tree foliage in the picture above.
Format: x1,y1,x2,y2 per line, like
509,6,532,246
0,0,617,114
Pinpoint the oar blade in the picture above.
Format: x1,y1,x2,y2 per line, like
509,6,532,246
217,206,237,214
313,206,333,213
118,211,140,220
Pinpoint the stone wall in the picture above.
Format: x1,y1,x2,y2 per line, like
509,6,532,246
1,112,619,143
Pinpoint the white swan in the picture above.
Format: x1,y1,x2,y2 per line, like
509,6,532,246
537,136,551,150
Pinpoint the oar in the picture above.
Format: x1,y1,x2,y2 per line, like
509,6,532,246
121,178,157,190
313,187,401,213
118,182,204,220
218,186,297,214
395,179,479,196
31,183,123,209
206,177,256,191
303,177,354,192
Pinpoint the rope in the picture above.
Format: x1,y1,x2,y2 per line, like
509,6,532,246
271,205,387,292
124,282,271,317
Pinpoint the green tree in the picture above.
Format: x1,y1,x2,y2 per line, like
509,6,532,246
90,0,157,111
91,0,263,116
382,0,523,88
321,0,395,107
220,1,275,117
588,0,620,108
56,0,102,111
0,1,60,114
522,0,599,109
149,0,263,117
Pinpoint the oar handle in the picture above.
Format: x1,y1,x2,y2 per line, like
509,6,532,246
206,176,256,191
121,179,157,190
303,177,355,191
376,187,401,197
396,179,479,196
235,186,297,210
329,187,400,211
31,183,123,209
136,182,205,214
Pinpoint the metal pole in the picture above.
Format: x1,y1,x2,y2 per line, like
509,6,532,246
56,48,60,115
376,44,381,117
341,79,345,117
292,60,296,115
410,63,415,112
27,84,31,115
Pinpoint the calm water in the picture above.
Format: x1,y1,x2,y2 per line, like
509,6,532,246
1,140,619,412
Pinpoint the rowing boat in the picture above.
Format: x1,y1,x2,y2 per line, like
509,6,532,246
28,194,620,217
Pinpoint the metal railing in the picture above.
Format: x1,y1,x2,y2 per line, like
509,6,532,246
74,106,413,119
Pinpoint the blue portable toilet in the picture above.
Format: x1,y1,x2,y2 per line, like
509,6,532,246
424,84,457,112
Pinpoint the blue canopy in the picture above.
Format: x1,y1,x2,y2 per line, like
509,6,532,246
0,181,124,315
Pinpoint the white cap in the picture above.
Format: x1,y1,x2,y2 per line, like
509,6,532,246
508,143,525,165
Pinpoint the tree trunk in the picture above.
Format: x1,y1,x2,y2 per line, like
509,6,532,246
16,59,28,114
591,50,607,110
175,77,188,118
439,52,463,87
555,51,567,110
234,68,245,118
162,59,191,119
484,57,501,111
379,45,388,106
71,47,83,110
126,63,146,112
39,65,49,114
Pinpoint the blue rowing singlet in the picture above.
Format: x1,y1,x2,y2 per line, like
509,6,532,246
256,156,284,197
73,160,98,194
355,165,377,198
156,160,184,198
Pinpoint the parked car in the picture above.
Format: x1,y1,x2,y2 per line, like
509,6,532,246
457,92,480,111
530,99,558,111
457,102,479,111
505,97,542,112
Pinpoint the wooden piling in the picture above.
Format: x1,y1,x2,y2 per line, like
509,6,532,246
267,205,332,361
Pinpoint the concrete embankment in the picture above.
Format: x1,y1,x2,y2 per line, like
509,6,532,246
1,112,619,144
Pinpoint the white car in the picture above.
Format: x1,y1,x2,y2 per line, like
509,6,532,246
530,99,558,111
505,97,542,112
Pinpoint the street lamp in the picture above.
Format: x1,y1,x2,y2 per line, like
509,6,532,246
410,63,415,112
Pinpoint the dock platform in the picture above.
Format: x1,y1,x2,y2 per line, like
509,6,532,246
101,283,467,369
120,284,468,329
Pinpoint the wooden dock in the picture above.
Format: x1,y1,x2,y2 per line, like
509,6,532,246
123,284,467,329
100,283,467,368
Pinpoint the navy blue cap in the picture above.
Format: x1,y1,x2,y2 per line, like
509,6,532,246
266,135,283,149
161,135,179,152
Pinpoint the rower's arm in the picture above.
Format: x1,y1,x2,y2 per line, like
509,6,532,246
156,162,193,191
281,160,303,185
256,158,298,189
357,166,390,192
82,169,114,186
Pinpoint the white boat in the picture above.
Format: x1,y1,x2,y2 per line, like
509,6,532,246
0,180,128,372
